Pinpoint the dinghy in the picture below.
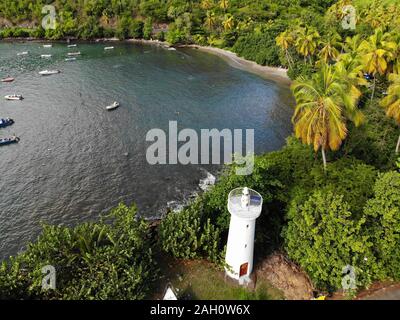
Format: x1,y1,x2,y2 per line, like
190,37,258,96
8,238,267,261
0,118,14,128
43,44,52,48
1,77,15,83
106,101,119,111
104,46,114,50
67,52,81,56
0,136,20,146
67,44,77,48
17,51,29,56
4,94,23,101
65,58,76,61
39,70,60,76
41,54,52,58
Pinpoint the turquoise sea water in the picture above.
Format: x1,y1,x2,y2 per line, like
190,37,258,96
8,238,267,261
0,42,293,259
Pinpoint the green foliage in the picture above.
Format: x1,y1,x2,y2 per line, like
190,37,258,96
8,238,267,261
159,200,223,264
283,191,377,292
364,171,400,280
0,204,158,300
143,17,153,40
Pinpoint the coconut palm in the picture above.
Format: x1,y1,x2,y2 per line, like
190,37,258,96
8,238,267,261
276,30,295,68
380,73,400,153
291,64,362,170
295,27,320,64
204,10,216,31
222,14,234,31
318,33,342,64
219,0,229,12
358,29,397,101
200,0,214,10
335,54,368,122
342,35,362,56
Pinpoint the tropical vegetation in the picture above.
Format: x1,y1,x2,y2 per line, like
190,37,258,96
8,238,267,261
1,0,400,299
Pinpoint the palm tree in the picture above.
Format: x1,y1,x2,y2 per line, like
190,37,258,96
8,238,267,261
318,33,342,64
291,64,362,170
276,30,295,68
222,14,234,32
335,54,368,123
204,10,216,31
358,29,397,101
295,27,320,64
219,0,229,12
342,35,362,56
380,73,400,153
200,0,214,10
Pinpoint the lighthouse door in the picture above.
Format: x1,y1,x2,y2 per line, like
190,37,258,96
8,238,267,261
239,263,248,277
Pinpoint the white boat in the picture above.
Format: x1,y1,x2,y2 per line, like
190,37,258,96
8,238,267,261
17,51,29,56
39,70,60,76
4,94,23,101
168,47,177,51
104,46,114,50
65,58,76,61
41,54,52,58
67,44,77,48
106,101,119,111
43,44,53,48
67,52,81,56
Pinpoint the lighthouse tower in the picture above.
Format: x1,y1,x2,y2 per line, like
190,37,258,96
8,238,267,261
225,187,263,281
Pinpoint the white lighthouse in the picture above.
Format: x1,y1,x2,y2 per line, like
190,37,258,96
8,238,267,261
225,187,263,281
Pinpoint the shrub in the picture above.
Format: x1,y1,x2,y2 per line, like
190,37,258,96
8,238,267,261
364,171,400,280
283,191,377,292
159,200,223,264
0,204,158,300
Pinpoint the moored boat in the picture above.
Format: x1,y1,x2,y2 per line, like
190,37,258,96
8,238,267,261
41,54,52,58
65,57,76,61
106,101,119,111
39,70,60,76
17,51,29,56
67,44,77,48
1,77,15,83
67,52,81,56
0,118,14,128
4,94,23,100
0,136,20,146
104,46,114,50
43,44,53,48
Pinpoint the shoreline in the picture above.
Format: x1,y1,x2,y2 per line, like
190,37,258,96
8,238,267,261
1,37,291,86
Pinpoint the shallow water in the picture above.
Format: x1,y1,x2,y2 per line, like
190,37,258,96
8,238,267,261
0,42,293,259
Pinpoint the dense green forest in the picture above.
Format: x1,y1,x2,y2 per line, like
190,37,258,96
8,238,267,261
1,0,400,299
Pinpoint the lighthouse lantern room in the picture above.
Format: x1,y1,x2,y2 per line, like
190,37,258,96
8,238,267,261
225,187,263,281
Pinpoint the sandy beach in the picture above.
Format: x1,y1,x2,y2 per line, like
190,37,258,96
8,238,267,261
125,39,291,86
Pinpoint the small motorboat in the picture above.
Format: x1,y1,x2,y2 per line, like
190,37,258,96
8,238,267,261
67,51,81,56
17,51,29,56
0,118,14,127
39,70,60,76
168,47,177,51
0,136,20,146
4,94,23,101
1,77,15,83
43,44,53,48
104,46,114,50
67,44,77,48
0,118,14,128
65,57,76,61
106,101,119,111
41,54,52,58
